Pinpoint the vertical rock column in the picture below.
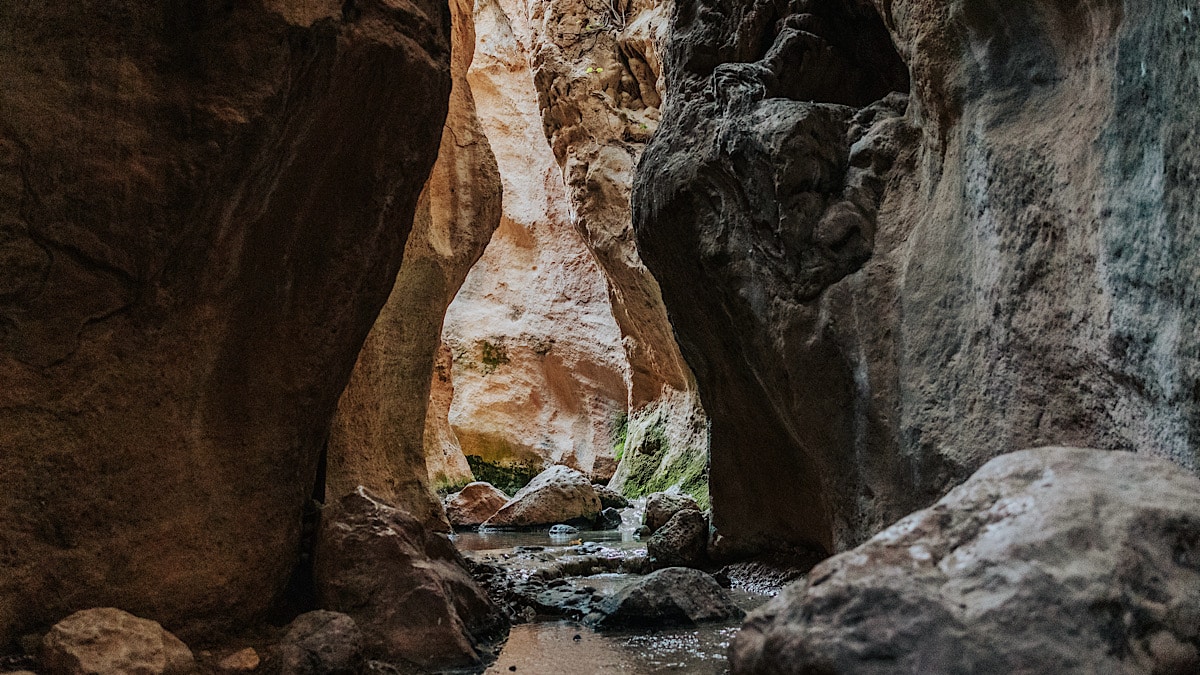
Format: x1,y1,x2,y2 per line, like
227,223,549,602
0,0,451,644
327,0,503,530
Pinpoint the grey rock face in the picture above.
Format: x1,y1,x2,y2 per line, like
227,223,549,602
730,448,1200,674
279,611,362,675
589,567,743,629
647,509,708,569
633,0,1200,556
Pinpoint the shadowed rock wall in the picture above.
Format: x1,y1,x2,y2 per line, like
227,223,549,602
634,0,1199,555
0,0,451,644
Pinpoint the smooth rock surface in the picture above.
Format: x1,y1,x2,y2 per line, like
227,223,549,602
643,492,700,534
279,611,362,675
313,489,506,669
731,448,1200,674
41,608,194,675
484,466,602,529
0,0,453,643
589,567,744,629
648,509,708,569
445,482,510,528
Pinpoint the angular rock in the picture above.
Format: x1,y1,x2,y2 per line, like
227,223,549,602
41,608,194,675
483,466,602,529
314,488,506,670
445,482,509,528
589,567,743,629
216,648,259,673
643,492,700,534
648,509,708,569
279,611,362,675
592,484,630,510
596,507,624,531
731,448,1200,674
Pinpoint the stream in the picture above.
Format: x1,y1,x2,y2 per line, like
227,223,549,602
450,503,777,674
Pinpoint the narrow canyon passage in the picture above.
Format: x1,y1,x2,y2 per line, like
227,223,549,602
2,0,1199,674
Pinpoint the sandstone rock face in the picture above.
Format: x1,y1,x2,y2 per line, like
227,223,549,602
313,489,505,669
643,492,700,534
633,0,1200,555
483,466,602,529
590,567,743,629
444,0,631,484
41,608,194,675
424,342,475,491
327,0,502,531
0,0,452,644
731,448,1200,675
279,611,362,675
445,482,510,528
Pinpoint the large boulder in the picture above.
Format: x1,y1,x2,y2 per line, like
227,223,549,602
445,482,509,528
313,488,506,670
589,567,743,629
643,492,700,534
0,0,453,644
593,484,630,510
41,608,194,675
279,611,362,675
647,509,708,569
483,466,602,529
731,448,1200,674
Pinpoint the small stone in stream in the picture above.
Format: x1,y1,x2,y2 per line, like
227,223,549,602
644,492,700,534
592,484,630,509
589,567,744,629
41,607,195,675
549,524,579,535
218,647,259,672
595,507,623,530
648,508,708,569
279,610,362,675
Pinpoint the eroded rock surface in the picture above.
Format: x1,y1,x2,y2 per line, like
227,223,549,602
41,608,194,675
731,447,1200,674
648,508,708,569
643,492,700,534
445,482,510,528
313,489,506,669
483,466,602,529
633,0,1200,555
279,611,362,675
0,0,452,644
589,567,743,629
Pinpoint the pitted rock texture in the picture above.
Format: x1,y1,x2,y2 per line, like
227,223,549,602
41,608,194,675
313,488,506,669
444,0,631,483
0,0,451,644
647,508,708,569
327,0,502,531
483,465,602,529
731,447,1200,675
633,0,1200,555
279,611,362,675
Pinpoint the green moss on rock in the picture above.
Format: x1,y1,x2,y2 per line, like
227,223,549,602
465,455,540,495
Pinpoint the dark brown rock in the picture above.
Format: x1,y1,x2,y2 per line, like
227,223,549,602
730,448,1200,674
592,484,630,510
313,488,506,669
589,567,743,629
647,509,708,569
643,492,700,534
279,611,362,675
445,482,509,528
0,0,452,644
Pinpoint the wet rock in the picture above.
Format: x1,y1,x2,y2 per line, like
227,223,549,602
731,448,1200,674
314,488,507,670
592,485,630,509
643,493,700,534
595,507,623,531
446,482,510,528
484,466,602,529
216,648,258,673
549,524,580,536
648,509,708,569
41,608,194,675
589,567,744,629
279,611,362,675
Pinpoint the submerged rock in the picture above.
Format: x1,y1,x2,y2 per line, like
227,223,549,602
41,608,194,675
445,482,510,528
731,447,1200,674
648,509,708,569
484,466,602,529
279,611,362,675
549,524,580,536
643,492,700,534
589,567,744,629
314,488,506,670
592,484,631,509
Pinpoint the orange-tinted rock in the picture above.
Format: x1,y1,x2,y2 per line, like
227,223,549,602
41,608,195,675
483,466,602,529
0,0,452,643
445,482,510,528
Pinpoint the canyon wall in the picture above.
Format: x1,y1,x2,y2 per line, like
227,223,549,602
634,0,1200,555
327,0,502,529
0,0,451,645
